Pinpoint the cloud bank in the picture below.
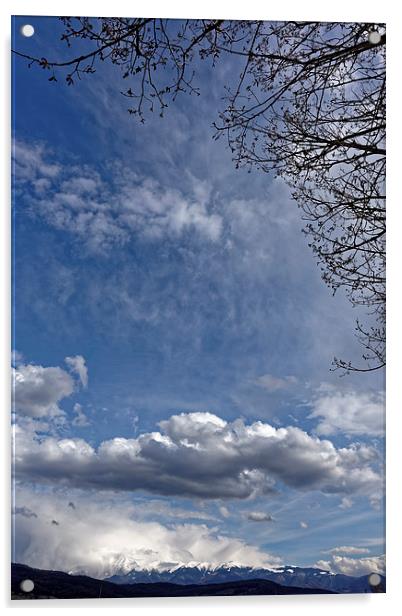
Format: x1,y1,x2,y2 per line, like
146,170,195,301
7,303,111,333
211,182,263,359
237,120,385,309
13,488,281,579
14,411,381,502
315,554,385,577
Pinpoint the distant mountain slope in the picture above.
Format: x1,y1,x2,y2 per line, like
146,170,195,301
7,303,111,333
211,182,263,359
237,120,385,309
11,563,334,599
107,564,386,594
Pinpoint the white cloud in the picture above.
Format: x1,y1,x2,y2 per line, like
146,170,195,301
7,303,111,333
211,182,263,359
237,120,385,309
315,554,385,577
247,511,274,522
13,141,223,252
254,374,298,392
339,497,353,509
72,403,90,427
309,385,384,437
300,521,308,529
12,356,89,420
65,355,88,388
13,140,61,182
13,487,281,579
14,411,382,503
12,363,75,418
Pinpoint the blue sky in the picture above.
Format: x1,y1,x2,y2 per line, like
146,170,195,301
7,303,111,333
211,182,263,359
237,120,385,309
11,16,385,578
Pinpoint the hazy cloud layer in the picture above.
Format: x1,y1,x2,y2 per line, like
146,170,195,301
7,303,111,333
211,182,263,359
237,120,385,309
324,546,370,555
14,411,381,502
13,487,281,579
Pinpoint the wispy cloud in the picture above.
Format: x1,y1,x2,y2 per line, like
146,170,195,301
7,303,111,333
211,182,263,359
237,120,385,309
13,140,223,253
254,374,298,393
72,403,90,427
309,384,384,437
247,511,275,523
323,546,370,555
65,355,88,388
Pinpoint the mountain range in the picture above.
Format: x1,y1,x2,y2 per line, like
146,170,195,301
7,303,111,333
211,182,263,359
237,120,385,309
11,563,335,599
106,563,386,594
11,561,385,599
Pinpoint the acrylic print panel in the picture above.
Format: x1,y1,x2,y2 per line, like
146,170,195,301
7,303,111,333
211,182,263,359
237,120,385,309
11,16,386,599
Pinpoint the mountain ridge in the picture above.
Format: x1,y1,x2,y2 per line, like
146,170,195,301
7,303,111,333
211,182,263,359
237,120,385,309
11,563,335,599
105,563,385,593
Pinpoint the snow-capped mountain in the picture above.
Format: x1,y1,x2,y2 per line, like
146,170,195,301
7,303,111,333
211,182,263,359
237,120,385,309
105,563,385,593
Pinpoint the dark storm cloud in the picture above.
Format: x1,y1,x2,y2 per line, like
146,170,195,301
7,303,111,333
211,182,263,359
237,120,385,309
12,506,38,519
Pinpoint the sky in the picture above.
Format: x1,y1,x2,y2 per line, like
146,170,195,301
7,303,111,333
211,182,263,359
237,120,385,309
11,16,385,579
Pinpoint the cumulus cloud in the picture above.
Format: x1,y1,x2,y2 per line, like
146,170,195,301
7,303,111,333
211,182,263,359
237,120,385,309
12,362,75,418
65,355,88,388
247,511,274,522
14,411,381,503
13,140,223,252
315,554,385,577
13,487,281,579
254,374,298,392
309,385,384,437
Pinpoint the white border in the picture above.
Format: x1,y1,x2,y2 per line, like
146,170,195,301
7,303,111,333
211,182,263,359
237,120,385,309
1,1,401,614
